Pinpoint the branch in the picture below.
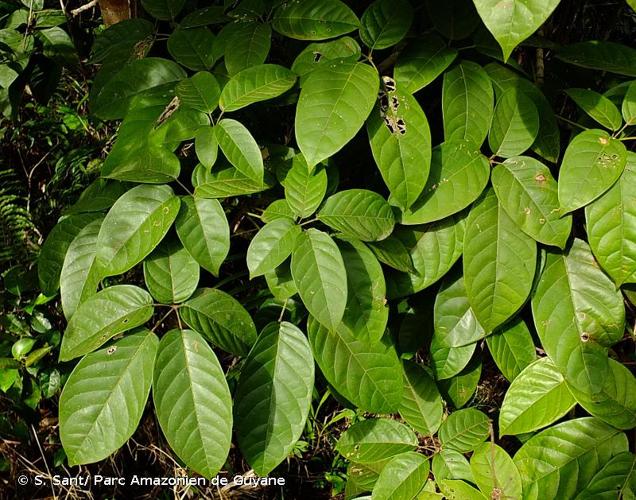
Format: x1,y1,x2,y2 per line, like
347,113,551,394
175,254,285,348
70,0,97,16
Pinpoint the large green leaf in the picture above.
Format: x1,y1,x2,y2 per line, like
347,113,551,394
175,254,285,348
368,235,416,274
499,357,575,436
438,408,490,453
291,36,361,78
215,119,264,183
585,153,636,285
284,155,328,219
574,452,636,499
398,361,444,436
96,184,180,277
430,331,476,380
59,330,158,465
296,61,378,167
223,22,271,76
556,41,636,77
247,218,301,278
335,418,417,464
291,229,347,330
514,418,628,500
394,35,458,94
337,238,388,341
38,213,99,296
153,329,231,478
179,288,257,356
485,318,536,382
470,443,522,500
367,89,432,210
318,189,395,241
176,71,220,113
90,18,154,65
433,449,475,483
59,218,103,319
272,0,359,41
531,239,625,396
175,196,229,276
143,238,199,304
438,357,482,409
359,0,412,50
464,189,537,332
492,156,572,248
60,285,153,361
372,452,429,500
219,64,296,112
234,322,314,476
473,0,562,60
167,27,216,71
442,61,494,147
101,142,181,184
565,88,623,131
558,129,627,213
193,162,274,198
307,316,403,413
488,87,539,158
65,179,128,215
401,140,489,225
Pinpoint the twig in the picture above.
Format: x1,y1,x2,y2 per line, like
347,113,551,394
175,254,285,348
70,0,97,16
30,425,57,500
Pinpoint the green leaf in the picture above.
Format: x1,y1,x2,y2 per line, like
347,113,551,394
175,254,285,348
492,156,572,248
387,213,466,299
556,41,636,77
585,154,636,285
439,408,490,453
90,18,154,65
367,89,432,210
179,288,257,356
261,199,295,223
141,0,184,20
438,480,487,500
59,285,154,361
91,58,186,120
337,238,388,341
426,0,480,40
291,37,361,78
470,443,522,500
215,119,264,183
394,35,458,94
180,6,228,28
291,229,347,330
60,218,103,319
499,357,576,436
96,185,180,277
368,235,416,273
442,61,494,147
438,357,482,408
430,333,476,380
372,452,429,500
622,81,636,125
143,238,199,304
531,239,625,396
224,22,271,76
335,418,417,464
193,162,274,198
65,179,128,215
489,87,539,157
398,361,444,436
401,140,489,225
265,262,297,301
565,88,623,131
247,218,301,278
433,449,475,483
318,189,395,241
307,316,403,413
296,61,378,167
195,127,218,167
284,155,328,218
153,329,232,478
220,64,297,112
359,0,412,50
101,143,181,184
175,196,229,276
272,0,359,41
235,322,314,476
176,71,220,113
575,452,636,499
464,189,537,332
38,213,99,295
514,417,628,499
473,0,561,60
485,318,536,382
167,27,216,71
60,331,158,465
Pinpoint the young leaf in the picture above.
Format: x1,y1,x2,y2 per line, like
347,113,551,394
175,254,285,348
359,0,412,50
488,88,539,158
215,119,264,183
499,357,576,436
485,318,536,382
470,443,522,500
167,27,216,71
176,71,220,113
565,88,623,131
59,330,158,465
272,0,359,41
473,0,562,61
59,284,153,361
175,195,229,276
291,229,347,330
284,155,328,218
143,238,199,304
246,218,301,278
438,408,490,453
179,288,257,356
398,361,444,436
96,184,180,277
234,322,314,476
318,189,395,241
335,419,417,464
153,329,232,478
464,189,537,333
372,452,429,500
296,61,378,167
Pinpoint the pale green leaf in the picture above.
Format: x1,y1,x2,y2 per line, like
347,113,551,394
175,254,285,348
372,452,429,500
261,199,295,223
220,64,296,112
470,443,522,500
433,449,475,483
430,332,476,380
291,36,361,78
438,479,487,499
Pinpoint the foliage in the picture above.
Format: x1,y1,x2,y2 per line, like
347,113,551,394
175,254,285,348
9,0,636,497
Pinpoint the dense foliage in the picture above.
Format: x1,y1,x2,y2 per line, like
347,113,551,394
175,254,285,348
3,0,636,497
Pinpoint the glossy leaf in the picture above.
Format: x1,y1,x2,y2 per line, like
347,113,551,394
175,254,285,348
430,332,476,381
176,71,220,113
272,0,359,41
438,408,490,453
438,479,487,499
574,452,636,499
224,22,271,76
195,127,218,167
220,64,296,112
470,443,522,500
566,88,623,131
556,41,636,77
284,155,328,219
398,361,444,436
215,118,264,183
622,81,636,125
488,88,539,157
143,238,199,304
433,449,475,483
247,218,301,278
359,0,412,50
372,452,429,500
438,356,482,409
485,318,536,382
